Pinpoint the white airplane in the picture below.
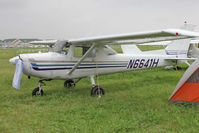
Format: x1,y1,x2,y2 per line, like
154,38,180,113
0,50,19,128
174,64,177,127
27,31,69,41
9,29,199,96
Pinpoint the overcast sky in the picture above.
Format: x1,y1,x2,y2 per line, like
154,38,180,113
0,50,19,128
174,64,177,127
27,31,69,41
0,0,199,40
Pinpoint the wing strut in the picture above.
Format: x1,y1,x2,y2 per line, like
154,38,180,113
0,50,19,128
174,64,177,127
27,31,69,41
68,44,96,75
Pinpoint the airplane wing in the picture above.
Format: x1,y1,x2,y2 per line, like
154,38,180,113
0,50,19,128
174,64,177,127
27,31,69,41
30,40,57,45
67,29,199,74
29,29,199,47
69,29,199,46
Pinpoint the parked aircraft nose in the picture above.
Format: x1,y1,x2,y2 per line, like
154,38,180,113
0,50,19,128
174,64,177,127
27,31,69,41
9,56,19,64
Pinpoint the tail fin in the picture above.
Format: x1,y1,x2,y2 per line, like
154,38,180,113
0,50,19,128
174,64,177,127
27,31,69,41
180,21,197,31
169,58,199,104
121,45,142,54
165,39,191,57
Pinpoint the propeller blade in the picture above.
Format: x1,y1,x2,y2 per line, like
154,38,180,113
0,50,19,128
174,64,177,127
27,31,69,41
12,59,23,89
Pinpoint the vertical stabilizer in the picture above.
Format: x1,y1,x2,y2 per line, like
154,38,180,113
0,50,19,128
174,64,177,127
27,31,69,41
180,21,197,31
165,39,191,57
169,58,199,104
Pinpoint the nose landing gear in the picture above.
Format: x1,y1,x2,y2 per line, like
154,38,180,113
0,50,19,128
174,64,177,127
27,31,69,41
32,87,44,96
32,80,46,96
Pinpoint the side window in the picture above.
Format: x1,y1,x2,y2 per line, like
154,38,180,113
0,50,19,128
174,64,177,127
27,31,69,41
83,47,96,57
74,47,96,58
74,47,83,57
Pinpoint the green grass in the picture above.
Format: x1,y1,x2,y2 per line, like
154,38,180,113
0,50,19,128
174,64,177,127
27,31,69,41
0,48,199,133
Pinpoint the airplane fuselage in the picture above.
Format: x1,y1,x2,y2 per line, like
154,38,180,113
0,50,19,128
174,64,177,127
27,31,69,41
19,52,174,80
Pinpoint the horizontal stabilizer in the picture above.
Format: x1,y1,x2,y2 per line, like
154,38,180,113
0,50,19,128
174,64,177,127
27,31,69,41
121,45,142,54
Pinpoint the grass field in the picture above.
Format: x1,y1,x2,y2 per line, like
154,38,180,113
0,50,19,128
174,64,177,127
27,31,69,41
1,48,199,133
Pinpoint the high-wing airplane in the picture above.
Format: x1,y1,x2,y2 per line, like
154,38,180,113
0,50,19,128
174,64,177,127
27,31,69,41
9,29,199,97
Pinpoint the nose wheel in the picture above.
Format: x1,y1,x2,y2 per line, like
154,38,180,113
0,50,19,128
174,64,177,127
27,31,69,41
32,80,45,96
32,87,44,96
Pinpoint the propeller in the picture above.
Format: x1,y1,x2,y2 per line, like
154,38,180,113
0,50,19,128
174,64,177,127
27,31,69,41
12,59,23,89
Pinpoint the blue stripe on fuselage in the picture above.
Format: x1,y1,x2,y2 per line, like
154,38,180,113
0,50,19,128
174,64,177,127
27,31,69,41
32,65,127,71
31,63,127,67
31,62,128,71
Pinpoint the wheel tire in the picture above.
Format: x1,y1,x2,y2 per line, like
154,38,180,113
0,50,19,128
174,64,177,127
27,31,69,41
91,86,105,96
32,87,44,96
64,80,75,88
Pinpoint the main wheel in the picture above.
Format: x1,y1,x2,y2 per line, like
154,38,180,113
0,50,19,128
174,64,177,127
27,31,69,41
91,86,105,96
32,87,44,96
64,80,75,88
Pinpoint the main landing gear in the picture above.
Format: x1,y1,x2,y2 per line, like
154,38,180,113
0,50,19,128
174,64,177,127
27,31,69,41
64,76,105,97
90,75,105,97
32,80,46,96
32,77,105,97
